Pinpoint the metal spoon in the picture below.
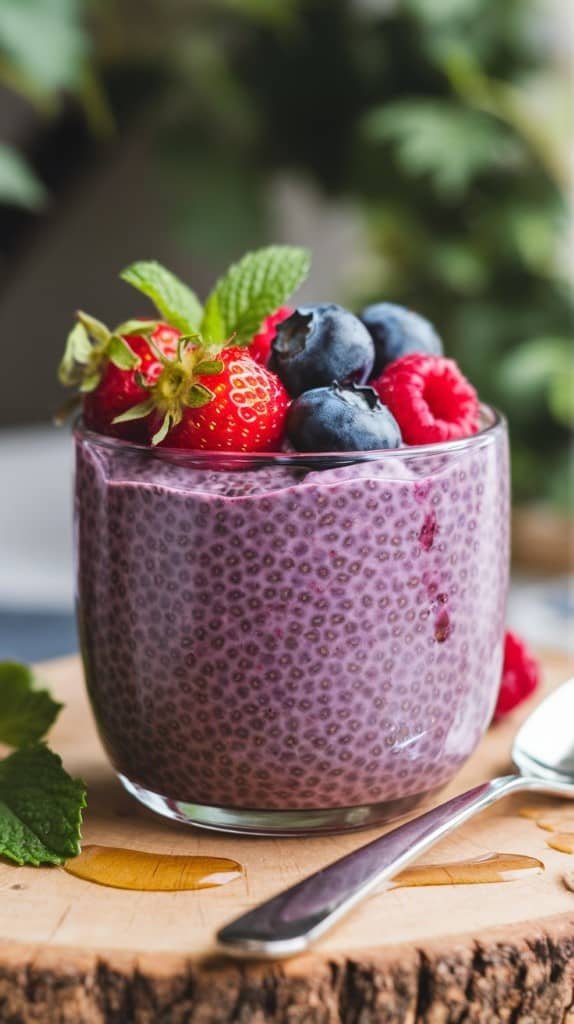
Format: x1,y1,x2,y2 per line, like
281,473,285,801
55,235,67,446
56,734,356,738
217,677,574,958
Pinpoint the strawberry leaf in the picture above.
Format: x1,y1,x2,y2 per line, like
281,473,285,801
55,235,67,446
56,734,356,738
107,335,141,371
58,322,92,385
151,412,175,446
112,398,155,424
120,261,203,334
200,245,310,345
194,358,224,376
79,373,101,394
114,319,161,337
77,311,110,345
184,383,215,408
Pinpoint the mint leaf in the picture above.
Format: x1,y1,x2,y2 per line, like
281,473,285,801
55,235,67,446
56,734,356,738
0,745,86,865
201,290,227,345
120,261,203,334
0,662,62,747
200,245,310,345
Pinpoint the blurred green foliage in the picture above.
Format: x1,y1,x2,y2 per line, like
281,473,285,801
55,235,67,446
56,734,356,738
0,0,571,505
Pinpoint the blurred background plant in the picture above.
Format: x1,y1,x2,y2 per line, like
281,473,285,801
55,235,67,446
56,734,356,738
0,0,572,509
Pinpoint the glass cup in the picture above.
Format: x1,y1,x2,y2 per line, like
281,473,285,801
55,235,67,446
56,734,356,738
74,408,509,835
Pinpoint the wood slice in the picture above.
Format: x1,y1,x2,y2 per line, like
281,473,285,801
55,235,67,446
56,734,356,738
1,650,573,1023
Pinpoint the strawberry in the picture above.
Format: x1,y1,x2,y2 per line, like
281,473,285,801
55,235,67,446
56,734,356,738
85,326,179,441
117,341,290,451
249,306,292,365
58,314,179,441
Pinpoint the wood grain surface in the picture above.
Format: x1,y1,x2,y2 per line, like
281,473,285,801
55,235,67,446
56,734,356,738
1,650,573,1023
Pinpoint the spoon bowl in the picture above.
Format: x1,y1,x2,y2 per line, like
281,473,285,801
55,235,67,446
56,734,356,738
512,677,574,784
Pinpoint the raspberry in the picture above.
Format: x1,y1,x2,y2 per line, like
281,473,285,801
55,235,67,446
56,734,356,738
374,354,480,445
493,631,540,721
250,307,292,365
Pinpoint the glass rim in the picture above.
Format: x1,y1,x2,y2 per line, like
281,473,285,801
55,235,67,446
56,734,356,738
74,404,506,467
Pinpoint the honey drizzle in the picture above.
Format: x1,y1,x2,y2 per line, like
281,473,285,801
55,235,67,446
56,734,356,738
391,852,543,889
518,804,574,855
62,847,543,893
63,846,243,891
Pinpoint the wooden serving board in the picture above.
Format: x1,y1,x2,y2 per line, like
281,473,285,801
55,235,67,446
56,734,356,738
1,651,573,1023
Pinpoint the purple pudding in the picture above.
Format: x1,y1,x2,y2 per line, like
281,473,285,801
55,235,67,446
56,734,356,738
75,410,509,834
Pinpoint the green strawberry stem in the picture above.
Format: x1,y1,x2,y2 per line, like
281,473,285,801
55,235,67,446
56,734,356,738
112,336,225,445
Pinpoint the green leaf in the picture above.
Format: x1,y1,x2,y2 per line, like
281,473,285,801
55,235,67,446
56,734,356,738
79,373,101,394
363,100,518,197
201,291,227,344
58,322,92,386
0,0,88,93
151,413,175,446
107,335,141,371
112,398,155,424
194,358,224,376
200,245,310,345
77,311,110,345
0,745,86,866
120,261,203,334
114,319,161,337
184,383,215,408
0,143,47,211
0,662,62,747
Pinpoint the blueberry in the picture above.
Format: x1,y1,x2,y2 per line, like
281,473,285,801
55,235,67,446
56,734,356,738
287,382,402,453
269,304,374,397
360,303,443,379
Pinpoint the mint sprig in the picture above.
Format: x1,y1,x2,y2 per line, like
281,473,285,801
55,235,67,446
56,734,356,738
201,245,310,345
121,261,203,335
0,660,86,866
0,746,86,866
0,661,62,747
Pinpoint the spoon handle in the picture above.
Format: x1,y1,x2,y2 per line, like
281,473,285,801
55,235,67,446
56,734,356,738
217,774,527,958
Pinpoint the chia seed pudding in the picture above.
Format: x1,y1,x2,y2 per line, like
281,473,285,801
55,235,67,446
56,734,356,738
75,412,509,833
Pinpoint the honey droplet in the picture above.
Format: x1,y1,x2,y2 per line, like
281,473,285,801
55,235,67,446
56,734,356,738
393,852,544,888
63,846,243,891
518,804,558,820
546,833,574,855
536,814,574,834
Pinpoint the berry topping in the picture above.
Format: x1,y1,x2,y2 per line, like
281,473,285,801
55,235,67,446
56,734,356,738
133,344,290,452
374,354,480,445
58,314,179,441
249,306,292,365
286,382,402,453
360,302,443,379
494,631,540,721
269,304,375,397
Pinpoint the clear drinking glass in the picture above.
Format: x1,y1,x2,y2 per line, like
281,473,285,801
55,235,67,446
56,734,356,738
74,408,509,835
